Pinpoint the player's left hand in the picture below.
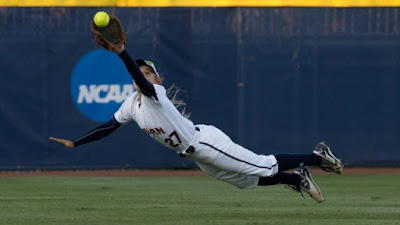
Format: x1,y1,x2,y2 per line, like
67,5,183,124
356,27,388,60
49,137,75,149
90,15,126,52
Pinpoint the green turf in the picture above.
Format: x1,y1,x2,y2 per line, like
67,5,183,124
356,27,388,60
0,174,399,225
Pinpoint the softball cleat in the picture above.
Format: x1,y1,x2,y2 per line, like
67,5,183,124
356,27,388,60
313,142,344,174
288,166,324,203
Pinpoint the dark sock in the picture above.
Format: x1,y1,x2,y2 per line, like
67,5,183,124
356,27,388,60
258,172,300,186
275,153,321,171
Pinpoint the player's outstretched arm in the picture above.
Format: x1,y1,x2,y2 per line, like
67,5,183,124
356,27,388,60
49,116,122,148
115,45,157,98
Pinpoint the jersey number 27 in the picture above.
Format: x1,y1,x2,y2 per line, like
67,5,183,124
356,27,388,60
164,131,182,147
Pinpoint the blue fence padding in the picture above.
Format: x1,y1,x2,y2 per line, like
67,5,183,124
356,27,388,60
0,7,399,169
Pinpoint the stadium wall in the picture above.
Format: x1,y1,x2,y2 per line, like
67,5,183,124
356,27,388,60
0,7,399,169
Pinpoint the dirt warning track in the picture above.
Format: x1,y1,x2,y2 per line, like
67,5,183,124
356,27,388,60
0,168,399,177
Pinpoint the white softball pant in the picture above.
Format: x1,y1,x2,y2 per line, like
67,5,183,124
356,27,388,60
184,124,279,189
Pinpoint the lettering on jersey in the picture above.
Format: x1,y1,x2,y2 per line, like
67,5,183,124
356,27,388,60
155,127,165,134
77,84,133,104
142,127,166,135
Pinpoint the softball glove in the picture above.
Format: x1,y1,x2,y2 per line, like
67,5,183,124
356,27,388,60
90,15,126,52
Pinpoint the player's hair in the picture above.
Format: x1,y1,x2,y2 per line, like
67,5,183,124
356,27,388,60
151,69,190,119
166,84,191,119
148,65,190,118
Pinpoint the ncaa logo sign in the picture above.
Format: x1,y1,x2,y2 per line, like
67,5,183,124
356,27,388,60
70,49,134,122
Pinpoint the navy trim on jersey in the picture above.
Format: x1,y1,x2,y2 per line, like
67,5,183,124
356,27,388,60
199,142,277,170
118,50,158,100
73,116,121,147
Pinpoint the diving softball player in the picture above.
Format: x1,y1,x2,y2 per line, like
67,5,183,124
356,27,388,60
50,44,343,203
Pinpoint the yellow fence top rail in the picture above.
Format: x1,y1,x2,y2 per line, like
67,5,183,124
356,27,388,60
2,0,400,7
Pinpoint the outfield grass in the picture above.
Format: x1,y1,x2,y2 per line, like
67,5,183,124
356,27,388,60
0,174,399,225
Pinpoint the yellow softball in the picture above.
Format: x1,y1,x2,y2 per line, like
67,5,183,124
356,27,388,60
93,11,110,27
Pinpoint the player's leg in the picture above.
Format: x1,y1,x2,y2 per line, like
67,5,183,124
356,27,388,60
195,161,259,189
273,142,343,174
188,125,342,178
195,159,303,190
274,153,321,171
196,161,324,203
258,167,324,203
188,125,279,177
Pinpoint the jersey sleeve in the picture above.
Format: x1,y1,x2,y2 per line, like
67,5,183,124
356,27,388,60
72,116,121,147
153,84,167,96
114,93,135,125
140,84,167,106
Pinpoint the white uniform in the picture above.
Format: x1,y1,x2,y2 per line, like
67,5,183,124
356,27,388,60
114,84,278,189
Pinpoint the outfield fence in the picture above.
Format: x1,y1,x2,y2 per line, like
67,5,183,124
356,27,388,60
0,7,399,169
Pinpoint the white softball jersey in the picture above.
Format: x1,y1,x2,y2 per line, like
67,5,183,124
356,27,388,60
114,84,278,189
114,84,196,152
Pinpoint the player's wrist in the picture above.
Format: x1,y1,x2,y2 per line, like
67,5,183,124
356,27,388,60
67,142,75,148
116,44,125,54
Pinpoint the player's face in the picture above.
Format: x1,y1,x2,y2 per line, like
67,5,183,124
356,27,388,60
134,65,161,92
140,65,160,84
